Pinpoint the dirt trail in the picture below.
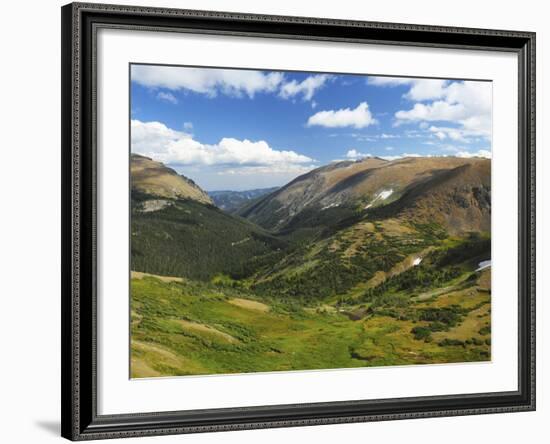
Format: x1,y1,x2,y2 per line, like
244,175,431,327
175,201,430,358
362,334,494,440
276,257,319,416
178,320,239,343
228,298,270,312
131,270,183,283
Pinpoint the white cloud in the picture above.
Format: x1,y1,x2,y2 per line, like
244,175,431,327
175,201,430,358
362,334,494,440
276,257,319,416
311,101,318,109
132,65,284,98
279,74,333,101
350,133,377,142
380,153,425,161
396,101,466,122
156,91,178,104
380,150,491,161
183,121,193,131
368,77,448,101
345,149,372,159
455,149,492,159
131,119,192,154
348,132,398,141
404,130,426,138
369,77,492,143
307,102,376,129
405,79,448,101
131,120,314,172
394,81,492,140
218,164,315,176
427,125,485,142
367,77,413,86
133,66,332,102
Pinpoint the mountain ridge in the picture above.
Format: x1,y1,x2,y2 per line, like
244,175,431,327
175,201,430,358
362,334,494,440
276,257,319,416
131,153,213,205
208,187,279,213
239,156,490,235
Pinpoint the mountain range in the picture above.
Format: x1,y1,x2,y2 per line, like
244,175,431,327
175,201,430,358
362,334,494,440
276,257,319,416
208,187,279,213
130,153,490,298
240,156,490,235
130,152,492,376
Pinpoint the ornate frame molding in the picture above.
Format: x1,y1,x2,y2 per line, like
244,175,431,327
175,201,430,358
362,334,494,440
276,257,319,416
61,3,535,440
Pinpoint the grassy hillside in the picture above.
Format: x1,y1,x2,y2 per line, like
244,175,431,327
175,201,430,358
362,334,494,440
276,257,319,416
130,155,491,377
131,266,490,377
252,217,489,303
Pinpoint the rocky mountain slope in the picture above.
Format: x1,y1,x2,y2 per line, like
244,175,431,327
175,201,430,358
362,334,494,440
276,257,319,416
239,156,490,235
131,153,213,204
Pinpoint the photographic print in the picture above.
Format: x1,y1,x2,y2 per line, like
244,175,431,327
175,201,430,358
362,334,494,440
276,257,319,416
129,64,492,378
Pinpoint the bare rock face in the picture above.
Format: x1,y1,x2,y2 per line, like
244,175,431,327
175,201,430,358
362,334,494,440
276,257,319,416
136,199,173,213
130,154,213,205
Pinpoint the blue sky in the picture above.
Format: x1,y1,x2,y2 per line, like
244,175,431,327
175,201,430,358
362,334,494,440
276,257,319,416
131,64,491,191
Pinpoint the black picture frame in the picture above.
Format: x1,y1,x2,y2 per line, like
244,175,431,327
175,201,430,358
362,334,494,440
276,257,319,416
61,2,536,440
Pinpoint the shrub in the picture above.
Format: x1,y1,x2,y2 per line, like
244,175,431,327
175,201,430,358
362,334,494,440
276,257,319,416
411,326,432,340
438,338,465,347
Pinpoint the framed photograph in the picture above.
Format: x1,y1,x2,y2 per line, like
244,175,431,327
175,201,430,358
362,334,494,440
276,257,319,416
61,2,535,440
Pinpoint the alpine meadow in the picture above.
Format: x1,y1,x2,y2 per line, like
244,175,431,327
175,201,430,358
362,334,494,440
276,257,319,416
129,65,492,378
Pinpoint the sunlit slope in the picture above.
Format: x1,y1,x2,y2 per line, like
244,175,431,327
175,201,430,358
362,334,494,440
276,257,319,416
240,156,490,235
130,269,490,377
131,153,213,204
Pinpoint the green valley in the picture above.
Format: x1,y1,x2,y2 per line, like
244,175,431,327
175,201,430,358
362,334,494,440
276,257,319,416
130,154,491,378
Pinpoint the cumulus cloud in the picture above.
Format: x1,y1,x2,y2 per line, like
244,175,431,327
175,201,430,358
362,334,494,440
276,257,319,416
368,77,448,101
156,91,178,104
367,77,413,87
404,79,448,101
455,149,492,159
396,101,465,122
395,81,492,140
427,125,487,142
345,149,372,159
380,153,424,161
279,74,333,101
307,102,376,129
218,164,315,176
133,65,332,102
380,150,491,161
132,65,284,98
369,76,492,143
131,119,192,154
131,120,314,173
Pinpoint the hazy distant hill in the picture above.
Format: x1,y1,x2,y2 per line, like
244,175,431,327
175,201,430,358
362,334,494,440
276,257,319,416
208,187,279,213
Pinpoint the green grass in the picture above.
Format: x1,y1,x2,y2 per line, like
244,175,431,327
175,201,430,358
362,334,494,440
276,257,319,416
130,193,491,378
130,266,491,377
